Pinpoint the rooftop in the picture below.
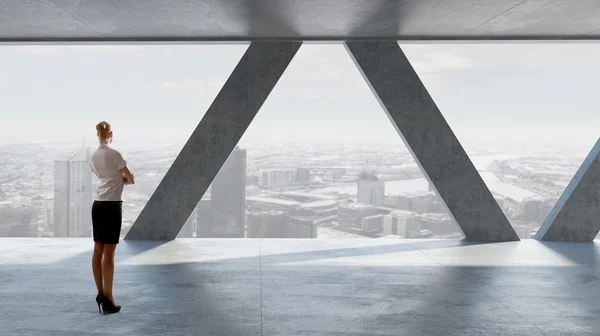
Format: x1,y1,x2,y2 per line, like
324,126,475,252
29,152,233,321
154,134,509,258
389,209,420,218
2,238,599,335
246,196,301,207
278,191,337,201
300,199,339,209
340,202,375,210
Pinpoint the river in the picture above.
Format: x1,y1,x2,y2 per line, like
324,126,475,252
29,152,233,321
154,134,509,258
313,154,540,201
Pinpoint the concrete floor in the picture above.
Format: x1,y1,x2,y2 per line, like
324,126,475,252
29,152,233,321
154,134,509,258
1,238,600,336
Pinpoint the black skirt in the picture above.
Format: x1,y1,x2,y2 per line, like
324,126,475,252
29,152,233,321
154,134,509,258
91,200,123,244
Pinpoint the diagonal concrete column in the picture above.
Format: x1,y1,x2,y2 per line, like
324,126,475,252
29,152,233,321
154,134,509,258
535,139,600,242
345,41,519,242
126,42,301,241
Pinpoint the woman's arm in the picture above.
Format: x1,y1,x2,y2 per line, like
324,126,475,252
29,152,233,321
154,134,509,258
121,166,135,185
89,163,99,178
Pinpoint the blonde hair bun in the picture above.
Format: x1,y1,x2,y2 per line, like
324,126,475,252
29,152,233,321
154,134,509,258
96,121,112,141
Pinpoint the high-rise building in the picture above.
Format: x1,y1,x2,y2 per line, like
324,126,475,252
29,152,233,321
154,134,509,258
522,197,544,222
384,195,413,211
361,214,385,234
11,196,32,207
246,210,289,238
337,203,379,231
43,197,54,231
288,216,322,238
412,193,436,214
420,213,455,236
195,198,213,237
261,169,296,188
383,210,421,237
296,167,310,184
357,171,385,206
198,147,246,238
53,147,93,237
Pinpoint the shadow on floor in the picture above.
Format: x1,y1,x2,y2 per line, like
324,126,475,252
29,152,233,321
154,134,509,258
537,240,600,266
4,239,600,335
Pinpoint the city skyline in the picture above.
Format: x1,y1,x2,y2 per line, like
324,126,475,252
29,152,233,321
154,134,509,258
0,43,598,149
0,137,588,240
1,42,598,239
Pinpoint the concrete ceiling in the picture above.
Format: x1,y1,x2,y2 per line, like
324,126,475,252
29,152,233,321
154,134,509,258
3,0,600,41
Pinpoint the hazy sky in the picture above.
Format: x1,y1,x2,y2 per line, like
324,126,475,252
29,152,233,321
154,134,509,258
0,43,598,150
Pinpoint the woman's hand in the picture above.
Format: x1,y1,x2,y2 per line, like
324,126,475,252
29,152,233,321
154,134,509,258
123,173,135,185
121,166,135,185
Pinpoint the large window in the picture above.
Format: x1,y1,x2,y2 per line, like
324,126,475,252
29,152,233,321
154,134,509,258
0,44,247,237
188,44,462,240
403,43,599,239
0,43,597,240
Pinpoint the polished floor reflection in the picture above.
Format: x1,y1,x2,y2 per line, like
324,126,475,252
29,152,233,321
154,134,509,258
1,238,599,335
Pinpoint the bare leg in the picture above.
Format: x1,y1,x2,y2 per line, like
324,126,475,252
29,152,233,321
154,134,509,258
92,241,104,296
102,244,118,304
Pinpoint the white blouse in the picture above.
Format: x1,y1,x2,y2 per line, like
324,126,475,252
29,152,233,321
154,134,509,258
90,144,128,202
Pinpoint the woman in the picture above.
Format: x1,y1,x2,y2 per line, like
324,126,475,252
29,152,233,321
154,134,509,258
90,121,135,315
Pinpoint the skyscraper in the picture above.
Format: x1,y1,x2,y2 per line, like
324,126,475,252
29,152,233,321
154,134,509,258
198,147,246,238
195,198,213,237
54,147,93,237
43,197,54,231
261,169,296,188
357,171,385,206
246,210,289,238
296,167,310,184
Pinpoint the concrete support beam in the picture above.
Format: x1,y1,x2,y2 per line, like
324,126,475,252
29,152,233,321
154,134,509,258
345,41,519,242
535,139,600,242
126,42,301,241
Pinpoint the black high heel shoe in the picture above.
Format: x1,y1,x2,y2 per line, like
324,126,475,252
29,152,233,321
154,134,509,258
101,296,121,315
95,295,104,314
